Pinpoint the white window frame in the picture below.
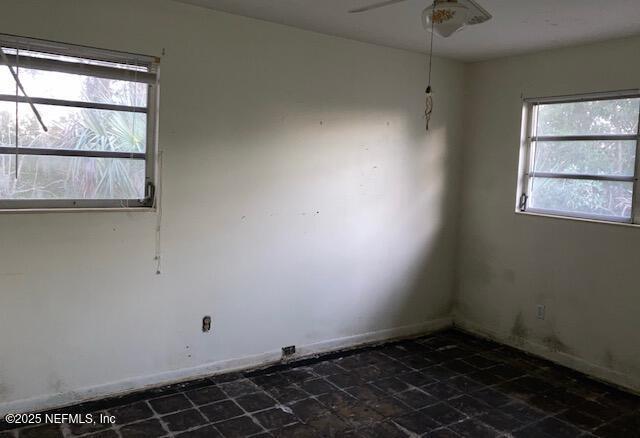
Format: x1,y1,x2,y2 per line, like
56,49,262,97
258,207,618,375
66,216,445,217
0,34,160,211
516,90,640,225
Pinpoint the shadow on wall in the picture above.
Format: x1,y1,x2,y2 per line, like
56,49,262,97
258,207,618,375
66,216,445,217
364,122,458,333
155,18,464,352
260,113,456,341
162,97,460,354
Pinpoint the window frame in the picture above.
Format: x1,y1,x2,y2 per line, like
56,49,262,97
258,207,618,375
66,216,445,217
0,34,160,211
517,90,640,225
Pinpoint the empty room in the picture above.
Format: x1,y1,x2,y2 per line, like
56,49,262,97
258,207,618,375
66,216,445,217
1,0,640,437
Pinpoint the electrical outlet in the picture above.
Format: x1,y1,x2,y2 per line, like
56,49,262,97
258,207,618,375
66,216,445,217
282,345,296,357
536,305,545,320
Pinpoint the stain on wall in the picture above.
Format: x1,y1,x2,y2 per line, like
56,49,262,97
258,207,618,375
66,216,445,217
542,334,570,354
47,375,64,394
603,349,615,369
0,381,10,403
510,311,529,344
456,34,640,394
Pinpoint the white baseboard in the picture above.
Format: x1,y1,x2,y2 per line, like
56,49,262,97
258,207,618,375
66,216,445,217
454,318,640,395
294,317,452,359
0,317,452,416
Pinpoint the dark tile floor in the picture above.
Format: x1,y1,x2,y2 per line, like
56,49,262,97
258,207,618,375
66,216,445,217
2,329,640,437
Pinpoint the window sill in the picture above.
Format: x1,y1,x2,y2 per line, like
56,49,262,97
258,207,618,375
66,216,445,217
515,210,640,229
0,207,156,214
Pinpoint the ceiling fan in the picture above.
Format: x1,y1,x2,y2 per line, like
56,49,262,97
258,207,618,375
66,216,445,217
350,0,491,131
349,0,492,38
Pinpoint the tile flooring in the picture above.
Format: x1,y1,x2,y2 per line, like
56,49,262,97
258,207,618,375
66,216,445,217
2,330,639,437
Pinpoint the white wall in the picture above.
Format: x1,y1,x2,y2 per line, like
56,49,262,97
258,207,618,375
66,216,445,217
0,0,465,414
456,36,640,392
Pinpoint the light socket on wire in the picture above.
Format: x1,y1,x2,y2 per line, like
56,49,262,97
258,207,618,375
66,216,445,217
202,316,212,332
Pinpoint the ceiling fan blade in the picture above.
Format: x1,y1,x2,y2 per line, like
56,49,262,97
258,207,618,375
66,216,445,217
349,0,412,14
464,0,492,25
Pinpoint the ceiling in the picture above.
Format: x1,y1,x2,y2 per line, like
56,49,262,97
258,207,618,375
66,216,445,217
176,0,640,62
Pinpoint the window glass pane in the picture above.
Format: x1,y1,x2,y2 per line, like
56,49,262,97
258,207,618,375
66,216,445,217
0,154,145,199
529,177,633,219
0,102,146,153
536,98,640,136
0,104,14,147
0,68,147,106
532,140,636,176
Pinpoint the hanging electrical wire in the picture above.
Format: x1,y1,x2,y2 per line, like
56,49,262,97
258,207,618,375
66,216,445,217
154,150,164,275
425,3,435,131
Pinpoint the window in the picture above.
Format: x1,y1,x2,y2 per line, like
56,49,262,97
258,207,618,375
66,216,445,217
0,34,159,210
518,91,640,224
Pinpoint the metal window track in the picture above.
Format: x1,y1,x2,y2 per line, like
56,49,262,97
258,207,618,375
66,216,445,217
0,146,145,160
524,89,640,105
525,208,633,224
530,135,640,142
528,172,635,182
0,94,146,113
0,53,156,84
